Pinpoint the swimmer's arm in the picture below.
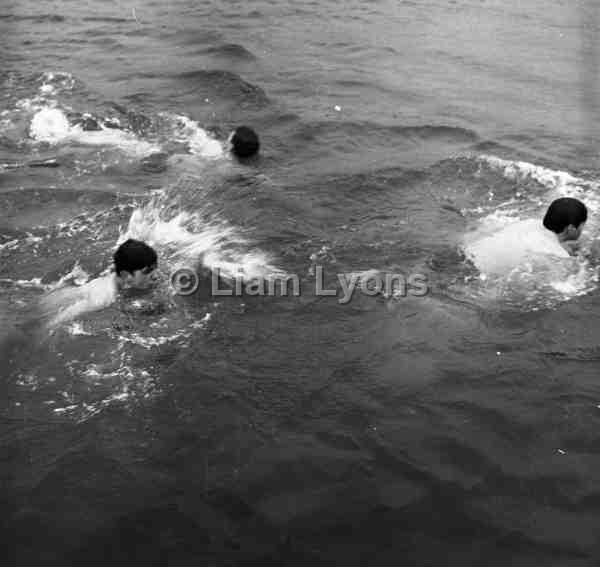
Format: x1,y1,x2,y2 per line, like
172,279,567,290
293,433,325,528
41,275,117,328
48,300,95,327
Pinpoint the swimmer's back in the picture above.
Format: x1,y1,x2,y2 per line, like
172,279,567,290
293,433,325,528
465,219,570,275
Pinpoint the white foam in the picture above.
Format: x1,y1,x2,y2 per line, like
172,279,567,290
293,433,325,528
0,277,47,289
478,154,600,213
16,97,39,112
119,329,195,348
29,107,160,156
549,259,598,296
0,116,15,134
53,405,79,414
30,107,71,143
15,277,45,288
66,321,93,336
61,344,161,422
479,154,582,190
164,114,224,158
0,239,21,252
39,71,75,94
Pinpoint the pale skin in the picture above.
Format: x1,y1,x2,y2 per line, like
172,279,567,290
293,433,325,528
556,222,585,255
41,266,158,329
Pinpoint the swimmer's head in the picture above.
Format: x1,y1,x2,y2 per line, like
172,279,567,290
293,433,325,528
228,126,260,159
543,197,588,242
113,239,158,289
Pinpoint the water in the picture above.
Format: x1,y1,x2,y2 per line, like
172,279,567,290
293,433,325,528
2,1,600,564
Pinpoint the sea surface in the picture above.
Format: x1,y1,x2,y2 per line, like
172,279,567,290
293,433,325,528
2,0,600,565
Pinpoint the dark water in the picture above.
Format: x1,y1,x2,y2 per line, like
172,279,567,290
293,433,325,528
2,1,600,565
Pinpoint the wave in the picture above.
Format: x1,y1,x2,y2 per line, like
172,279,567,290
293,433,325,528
475,154,600,227
199,43,256,60
471,140,521,155
392,124,479,142
81,16,130,23
292,120,478,144
478,154,580,188
175,69,270,105
0,186,126,207
17,338,163,423
0,14,66,23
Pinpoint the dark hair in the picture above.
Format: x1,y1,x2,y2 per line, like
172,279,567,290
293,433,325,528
543,198,588,233
230,126,260,159
113,239,157,275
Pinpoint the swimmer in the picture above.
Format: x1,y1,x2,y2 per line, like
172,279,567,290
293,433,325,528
543,197,587,255
40,239,158,328
228,125,260,159
465,197,588,275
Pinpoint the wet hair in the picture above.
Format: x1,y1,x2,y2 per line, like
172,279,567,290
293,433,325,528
113,239,157,275
230,126,260,159
543,197,588,234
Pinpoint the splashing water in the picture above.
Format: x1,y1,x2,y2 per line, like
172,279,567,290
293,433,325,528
161,113,224,158
121,189,284,280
